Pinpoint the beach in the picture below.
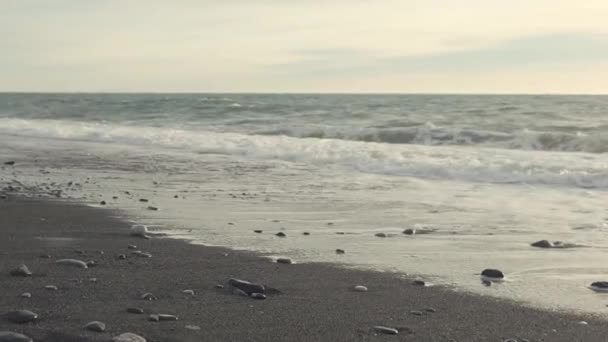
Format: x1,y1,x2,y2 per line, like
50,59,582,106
1,195,608,342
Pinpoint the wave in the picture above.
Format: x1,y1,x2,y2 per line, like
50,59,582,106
253,123,608,154
0,118,606,189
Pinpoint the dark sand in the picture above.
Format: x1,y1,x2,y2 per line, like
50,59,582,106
1,197,607,342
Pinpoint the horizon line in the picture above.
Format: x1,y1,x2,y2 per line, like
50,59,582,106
0,91,607,96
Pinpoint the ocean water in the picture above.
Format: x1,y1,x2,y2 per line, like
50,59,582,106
1,94,608,314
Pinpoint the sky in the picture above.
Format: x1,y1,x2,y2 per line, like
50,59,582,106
1,0,608,93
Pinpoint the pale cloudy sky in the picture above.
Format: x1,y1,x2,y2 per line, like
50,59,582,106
1,0,608,93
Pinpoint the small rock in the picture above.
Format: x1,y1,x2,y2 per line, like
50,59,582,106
20,292,31,298
0,331,33,342
531,240,553,248
148,314,159,322
126,308,144,314
276,258,293,264
85,321,106,332
185,325,201,331
112,332,146,342
182,289,195,296
131,251,152,258
335,249,345,254
128,245,138,250
373,326,399,335
146,206,158,211
482,280,492,286
303,232,310,235
335,232,345,235
403,228,416,235
481,269,504,281
158,314,178,321
589,281,608,292
174,195,179,199
214,284,224,289
275,232,286,237
412,280,426,286
10,265,32,277
375,233,387,238
6,310,38,324
55,258,88,269
578,321,589,325
228,278,265,295
410,310,424,316
353,285,368,292
253,230,263,233
39,254,51,259
141,292,157,300
118,254,127,260
139,198,149,202
4,161,15,165
250,293,266,300
45,285,58,291
86,260,98,267
130,224,148,238
89,278,98,283
423,307,437,313
100,201,106,205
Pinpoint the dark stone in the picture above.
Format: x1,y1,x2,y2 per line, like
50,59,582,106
214,284,224,289
228,278,265,295
6,310,38,324
254,230,263,233
128,245,137,250
276,258,292,264
481,269,504,279
336,249,345,254
139,198,148,202
275,232,286,237
141,293,157,300
412,280,426,286
410,310,423,316
126,308,144,314
403,228,416,235
157,314,178,321
303,232,310,235
4,161,15,165
147,206,158,211
375,233,387,238
86,260,98,267
531,240,553,248
118,254,127,260
590,281,608,290
10,265,32,277
100,201,106,205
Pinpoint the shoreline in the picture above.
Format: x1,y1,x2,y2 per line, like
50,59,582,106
2,196,608,341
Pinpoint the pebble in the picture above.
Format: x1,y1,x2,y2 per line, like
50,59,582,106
89,278,98,283
45,285,58,291
126,308,144,314
373,326,399,335
353,285,368,292
578,321,589,325
146,206,158,211
148,314,159,322
182,289,195,296
214,284,224,289
531,240,553,248
39,254,52,259
275,232,286,237
481,268,504,281
118,254,127,260
158,314,178,321
412,280,426,286
589,281,608,292
131,251,152,258
228,278,265,295
20,292,31,298
335,249,345,254
403,228,416,235
141,292,157,300
128,245,138,250
423,307,437,313
86,260,98,267
0,331,33,342
112,333,147,342
482,280,492,286
139,198,149,202
410,310,424,316
253,230,263,233
6,310,38,324
4,161,15,165
374,233,387,238
9,264,32,277
85,321,106,332
250,293,266,300
55,258,88,269
130,224,148,238
303,232,310,235
185,325,201,331
276,258,293,264
100,201,106,205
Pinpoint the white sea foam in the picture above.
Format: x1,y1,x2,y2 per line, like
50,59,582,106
0,118,607,189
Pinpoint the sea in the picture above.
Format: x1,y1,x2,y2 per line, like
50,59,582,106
1,93,607,314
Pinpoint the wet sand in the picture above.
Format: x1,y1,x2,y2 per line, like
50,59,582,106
1,196,607,342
